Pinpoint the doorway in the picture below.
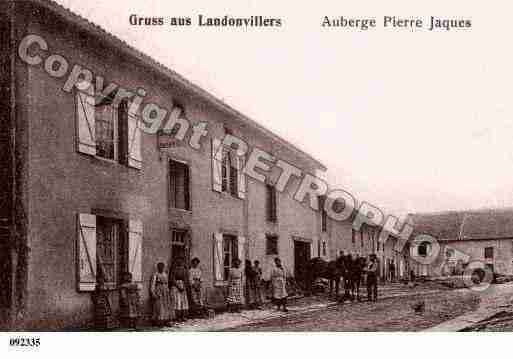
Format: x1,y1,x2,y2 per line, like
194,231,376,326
170,229,190,268
294,240,311,283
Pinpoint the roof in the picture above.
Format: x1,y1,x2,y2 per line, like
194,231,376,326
408,208,513,241
26,0,327,171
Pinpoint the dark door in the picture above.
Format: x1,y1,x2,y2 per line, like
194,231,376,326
170,229,190,268
294,240,311,283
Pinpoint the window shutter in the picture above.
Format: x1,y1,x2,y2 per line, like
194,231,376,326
237,155,246,199
127,110,142,169
128,219,143,286
212,138,222,192
76,87,96,156
213,232,224,284
311,237,317,259
78,213,97,291
238,235,246,265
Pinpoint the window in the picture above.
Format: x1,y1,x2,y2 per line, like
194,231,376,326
484,247,494,260
319,196,327,232
76,90,142,168
266,184,277,222
77,214,142,291
212,139,245,198
322,242,327,257
95,99,117,160
169,159,190,210
223,235,238,280
351,229,355,244
221,150,238,196
418,242,429,257
266,235,279,255
96,216,125,287
360,228,364,248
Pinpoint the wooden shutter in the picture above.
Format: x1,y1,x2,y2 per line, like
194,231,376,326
237,155,246,199
213,232,224,284
238,236,246,267
118,100,129,165
76,87,96,156
212,138,222,192
78,213,96,291
127,109,142,169
128,219,143,286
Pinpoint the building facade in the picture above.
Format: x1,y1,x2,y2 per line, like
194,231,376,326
0,0,328,329
407,210,513,278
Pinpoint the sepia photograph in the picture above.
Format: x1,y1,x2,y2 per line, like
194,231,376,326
1,0,512,356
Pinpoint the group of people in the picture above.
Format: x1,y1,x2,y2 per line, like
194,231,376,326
335,251,380,302
150,257,206,327
225,257,289,313
92,269,141,330
92,255,291,330
151,255,291,327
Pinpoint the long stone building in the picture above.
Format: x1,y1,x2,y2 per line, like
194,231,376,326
0,0,332,329
407,209,513,278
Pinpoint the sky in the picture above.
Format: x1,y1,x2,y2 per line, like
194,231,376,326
54,0,513,218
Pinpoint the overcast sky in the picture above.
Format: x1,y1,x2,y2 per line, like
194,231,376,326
55,0,513,218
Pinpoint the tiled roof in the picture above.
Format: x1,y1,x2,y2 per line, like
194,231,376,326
409,209,513,241
26,0,327,171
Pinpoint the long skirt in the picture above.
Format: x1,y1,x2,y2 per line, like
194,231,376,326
153,284,173,321
227,278,243,304
246,280,262,306
190,282,204,309
171,281,189,311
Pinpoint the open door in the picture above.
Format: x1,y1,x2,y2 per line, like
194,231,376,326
294,240,311,284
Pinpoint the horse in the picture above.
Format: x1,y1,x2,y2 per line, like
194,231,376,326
302,257,345,298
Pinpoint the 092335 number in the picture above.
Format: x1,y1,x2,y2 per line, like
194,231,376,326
9,337,40,347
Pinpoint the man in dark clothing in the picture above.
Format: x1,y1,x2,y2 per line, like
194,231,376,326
389,260,396,282
343,254,353,300
366,254,379,302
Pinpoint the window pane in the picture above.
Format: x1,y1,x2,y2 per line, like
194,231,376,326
169,160,190,210
266,185,277,222
221,154,228,192
230,165,238,196
97,217,117,284
95,105,115,160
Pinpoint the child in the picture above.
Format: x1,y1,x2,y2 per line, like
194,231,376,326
189,257,206,318
119,271,140,330
92,270,112,330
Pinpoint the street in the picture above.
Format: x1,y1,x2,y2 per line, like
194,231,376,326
151,281,493,332
224,283,480,331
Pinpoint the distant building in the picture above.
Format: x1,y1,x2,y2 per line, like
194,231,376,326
407,209,513,278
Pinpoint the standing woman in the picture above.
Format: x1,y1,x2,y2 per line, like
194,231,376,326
227,258,243,312
245,259,256,309
253,260,263,309
170,257,190,322
188,257,205,318
150,262,173,327
271,257,288,312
